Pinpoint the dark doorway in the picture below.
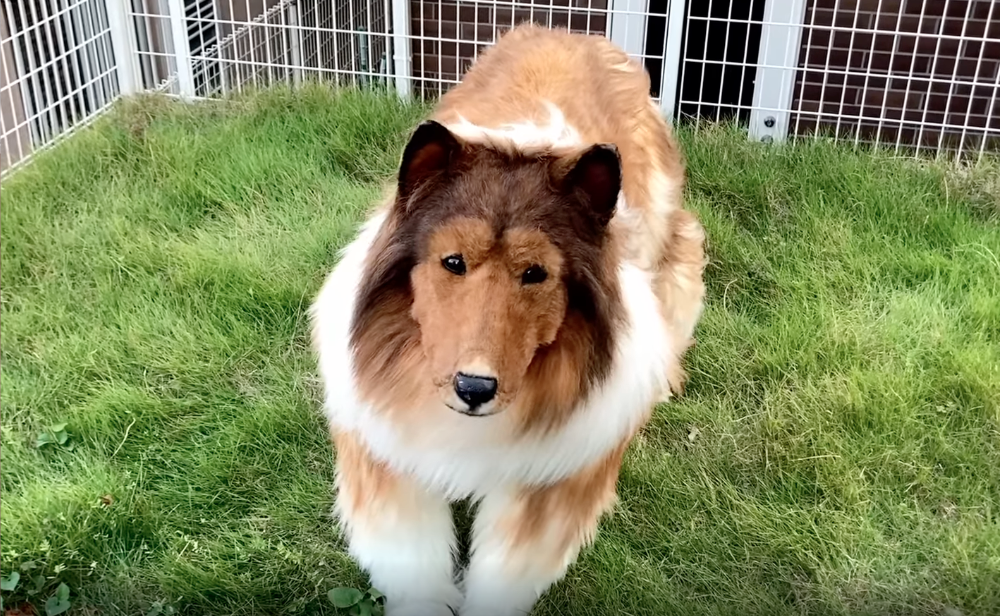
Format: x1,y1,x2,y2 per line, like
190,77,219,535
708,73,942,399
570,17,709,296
643,0,767,123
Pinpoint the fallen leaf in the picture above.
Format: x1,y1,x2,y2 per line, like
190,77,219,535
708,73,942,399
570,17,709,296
687,426,701,442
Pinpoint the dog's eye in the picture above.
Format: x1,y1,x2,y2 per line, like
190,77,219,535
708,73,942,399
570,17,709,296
521,265,547,285
442,254,466,275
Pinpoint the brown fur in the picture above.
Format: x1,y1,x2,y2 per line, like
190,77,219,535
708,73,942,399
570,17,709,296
410,220,566,410
350,25,705,427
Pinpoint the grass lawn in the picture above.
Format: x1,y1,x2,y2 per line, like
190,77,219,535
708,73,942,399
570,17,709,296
2,85,999,616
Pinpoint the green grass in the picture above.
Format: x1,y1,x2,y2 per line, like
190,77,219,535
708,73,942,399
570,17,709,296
2,84,998,616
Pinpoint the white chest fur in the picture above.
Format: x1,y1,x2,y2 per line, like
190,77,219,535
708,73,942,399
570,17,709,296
310,210,676,499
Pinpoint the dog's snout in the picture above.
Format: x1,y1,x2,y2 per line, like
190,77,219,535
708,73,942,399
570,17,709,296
453,373,498,410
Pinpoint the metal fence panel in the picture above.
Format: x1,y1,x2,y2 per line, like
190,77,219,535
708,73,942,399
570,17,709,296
2,0,998,177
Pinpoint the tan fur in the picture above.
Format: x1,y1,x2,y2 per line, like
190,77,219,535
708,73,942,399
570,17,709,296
503,440,630,571
429,24,704,589
332,427,400,520
656,208,708,396
410,219,568,412
349,199,433,416
433,25,685,260
432,24,705,397
353,134,627,434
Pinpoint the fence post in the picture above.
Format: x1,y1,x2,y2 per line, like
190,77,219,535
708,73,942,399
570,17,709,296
165,0,196,98
748,0,807,143
105,0,139,96
607,0,648,61
658,0,686,121
287,0,303,87
390,0,411,100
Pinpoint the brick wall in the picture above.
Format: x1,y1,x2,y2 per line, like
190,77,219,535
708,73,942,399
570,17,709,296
791,0,999,152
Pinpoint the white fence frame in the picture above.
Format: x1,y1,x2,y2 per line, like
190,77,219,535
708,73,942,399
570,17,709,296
748,0,807,143
3,0,999,177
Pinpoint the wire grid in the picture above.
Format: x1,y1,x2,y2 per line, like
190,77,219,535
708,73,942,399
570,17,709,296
105,0,1000,160
789,0,999,157
676,0,999,158
194,0,391,94
129,0,395,95
1,0,120,175
405,0,687,105
130,0,178,93
674,0,765,125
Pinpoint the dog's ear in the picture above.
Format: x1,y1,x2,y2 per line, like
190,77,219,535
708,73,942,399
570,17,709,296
397,120,462,202
553,144,621,228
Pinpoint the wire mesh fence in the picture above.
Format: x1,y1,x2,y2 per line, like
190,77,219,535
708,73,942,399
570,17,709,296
1,0,122,174
791,0,999,156
2,0,998,177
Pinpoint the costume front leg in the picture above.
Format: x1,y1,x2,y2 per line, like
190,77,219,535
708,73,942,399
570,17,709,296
459,444,628,616
333,429,461,616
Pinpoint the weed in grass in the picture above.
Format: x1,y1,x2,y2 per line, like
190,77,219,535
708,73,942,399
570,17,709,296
2,84,998,615
328,586,385,616
44,583,73,616
36,423,72,450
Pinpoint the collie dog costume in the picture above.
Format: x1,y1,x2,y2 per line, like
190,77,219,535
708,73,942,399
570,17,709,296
311,24,706,616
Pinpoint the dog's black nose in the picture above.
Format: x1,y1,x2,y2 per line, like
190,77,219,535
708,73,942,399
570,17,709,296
454,373,498,410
